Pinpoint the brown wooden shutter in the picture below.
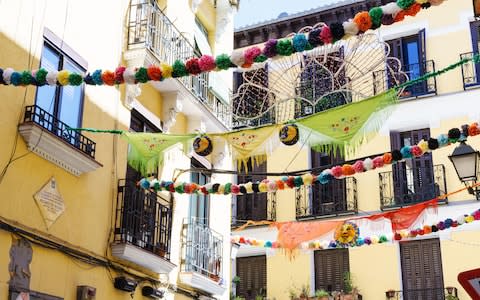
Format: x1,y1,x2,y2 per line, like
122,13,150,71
400,238,445,300
236,256,267,300
314,249,349,293
236,159,268,221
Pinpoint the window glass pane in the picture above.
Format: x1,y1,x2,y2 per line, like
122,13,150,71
405,41,420,79
58,58,84,128
35,45,60,115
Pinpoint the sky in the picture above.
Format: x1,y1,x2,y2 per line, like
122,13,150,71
234,0,343,29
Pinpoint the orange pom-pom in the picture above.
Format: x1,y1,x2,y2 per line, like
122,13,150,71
276,180,285,190
405,3,421,16
394,10,406,22
147,65,162,81
101,71,116,86
469,123,480,136
383,152,393,164
342,164,355,176
353,11,372,32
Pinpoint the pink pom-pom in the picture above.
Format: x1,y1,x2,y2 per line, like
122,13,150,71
244,46,262,65
267,181,278,192
411,145,423,157
331,166,343,178
231,184,240,195
373,156,384,168
198,55,216,72
320,25,333,44
352,160,364,173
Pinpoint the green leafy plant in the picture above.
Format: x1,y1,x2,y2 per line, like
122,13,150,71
300,284,310,298
315,289,330,297
232,275,241,285
289,288,298,300
343,271,353,294
445,295,459,300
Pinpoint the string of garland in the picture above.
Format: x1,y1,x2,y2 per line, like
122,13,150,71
231,207,480,251
138,122,480,195
0,0,446,87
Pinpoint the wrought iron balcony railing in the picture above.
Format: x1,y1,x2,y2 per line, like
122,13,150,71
114,179,173,259
23,105,96,158
232,192,276,227
184,219,224,282
374,60,436,99
385,287,457,300
296,177,357,219
379,164,446,210
127,0,232,128
460,51,480,89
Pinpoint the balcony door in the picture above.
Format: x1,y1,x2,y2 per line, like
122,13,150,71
400,239,445,300
387,30,427,97
189,159,210,226
390,129,436,205
311,149,346,216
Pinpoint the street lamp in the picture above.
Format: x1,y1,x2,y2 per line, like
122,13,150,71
448,141,480,200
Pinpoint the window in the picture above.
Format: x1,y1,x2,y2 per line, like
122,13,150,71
190,158,210,225
389,129,440,207
386,30,436,97
400,239,445,300
236,255,267,300
35,30,86,129
296,50,350,118
9,289,63,300
461,21,480,87
314,249,349,293
234,159,271,224
233,66,272,128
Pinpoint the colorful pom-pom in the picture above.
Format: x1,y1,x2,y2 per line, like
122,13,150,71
329,22,345,41
292,34,308,52
185,58,202,75
254,54,268,63
352,160,365,173
405,3,421,16
198,55,216,72
135,67,149,83
411,145,423,157
331,166,344,179
231,184,240,195
381,14,395,25
383,152,393,164
342,164,355,176
276,39,294,56
35,68,48,86
363,158,374,170
417,139,429,153
123,67,136,84
369,7,383,29
172,60,188,78
307,28,323,47
437,134,449,147
10,72,21,86
57,70,70,86
400,146,413,159
353,11,372,32
448,128,461,143
392,150,403,161
382,2,402,15
230,49,246,67
215,54,232,70
427,138,439,150
68,73,83,86
101,70,116,85
294,176,303,187
263,39,278,58
397,0,415,9
319,169,333,184
373,156,384,168
2,68,14,84
302,173,314,186
161,63,173,78
343,20,359,36
394,11,406,22
469,123,480,136
147,65,162,81
114,66,126,84
320,26,333,44
276,179,285,190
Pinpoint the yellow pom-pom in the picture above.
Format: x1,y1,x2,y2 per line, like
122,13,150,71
57,70,70,86
371,236,379,244
465,215,475,223
415,0,429,3
418,139,429,153
161,63,173,78
218,184,225,194
302,173,314,186
245,182,254,193
259,182,268,193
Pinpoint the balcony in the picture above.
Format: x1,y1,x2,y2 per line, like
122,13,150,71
232,192,276,227
296,177,358,220
126,0,232,129
461,51,480,89
180,219,226,296
373,60,436,99
18,105,102,176
386,287,457,300
379,164,446,210
112,179,175,274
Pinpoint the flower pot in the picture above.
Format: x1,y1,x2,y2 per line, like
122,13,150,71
386,290,396,298
341,294,354,300
319,297,329,300
446,287,454,295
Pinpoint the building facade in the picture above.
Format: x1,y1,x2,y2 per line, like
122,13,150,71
231,0,480,299
0,0,236,299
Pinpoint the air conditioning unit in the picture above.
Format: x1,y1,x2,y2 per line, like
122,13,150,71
114,277,137,292
142,286,165,299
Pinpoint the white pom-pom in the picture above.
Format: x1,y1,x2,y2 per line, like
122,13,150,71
457,215,466,225
343,20,359,36
382,2,402,16
46,70,58,86
3,68,14,84
123,67,136,84
363,158,374,170
230,49,245,67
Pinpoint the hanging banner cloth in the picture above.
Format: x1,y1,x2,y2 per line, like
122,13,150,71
121,132,195,175
214,125,280,169
366,198,438,232
297,89,397,154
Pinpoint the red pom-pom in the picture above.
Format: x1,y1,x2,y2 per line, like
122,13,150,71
185,58,202,75
147,65,162,81
394,233,402,241
114,66,126,84
101,71,116,86
286,177,295,188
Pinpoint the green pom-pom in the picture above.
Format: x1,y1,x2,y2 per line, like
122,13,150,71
175,183,185,194
254,54,268,63
215,54,232,70
36,68,48,85
397,0,414,9
379,235,388,243
369,7,383,28
20,71,33,85
135,67,149,83
172,60,188,78
275,39,294,56
224,183,232,194
68,73,83,86
293,176,303,187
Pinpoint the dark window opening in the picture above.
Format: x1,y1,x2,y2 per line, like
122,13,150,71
314,249,349,293
236,255,267,300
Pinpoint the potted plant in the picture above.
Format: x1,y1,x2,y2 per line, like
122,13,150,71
446,287,455,295
445,295,459,300
386,289,396,299
289,288,298,300
315,289,330,300
341,272,358,300
299,284,310,299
